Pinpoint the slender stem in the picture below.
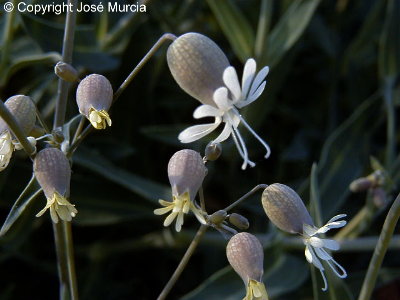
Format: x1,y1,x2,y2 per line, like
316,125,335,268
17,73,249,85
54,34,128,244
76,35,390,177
223,184,268,212
358,192,400,300
68,33,177,154
52,222,69,300
0,100,35,156
34,102,51,134
384,77,396,169
67,124,91,156
71,116,85,146
199,186,206,212
53,0,78,129
157,225,208,300
63,221,79,300
0,0,17,79
113,33,177,102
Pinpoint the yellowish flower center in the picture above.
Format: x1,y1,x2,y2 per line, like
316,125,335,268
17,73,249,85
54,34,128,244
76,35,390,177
88,108,112,129
244,280,269,300
36,191,77,223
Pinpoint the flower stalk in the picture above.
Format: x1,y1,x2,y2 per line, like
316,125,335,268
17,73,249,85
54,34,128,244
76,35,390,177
157,224,208,300
358,191,400,300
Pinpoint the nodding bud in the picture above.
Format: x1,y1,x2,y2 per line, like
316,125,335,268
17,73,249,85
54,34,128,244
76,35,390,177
226,232,264,284
209,209,227,225
229,213,250,230
262,183,313,234
76,74,113,129
349,177,373,192
34,148,70,199
205,142,222,161
167,32,230,106
0,95,36,135
168,149,207,200
54,61,79,82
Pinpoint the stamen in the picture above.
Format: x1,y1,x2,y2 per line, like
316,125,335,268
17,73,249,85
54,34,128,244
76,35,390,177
234,110,271,158
231,125,256,169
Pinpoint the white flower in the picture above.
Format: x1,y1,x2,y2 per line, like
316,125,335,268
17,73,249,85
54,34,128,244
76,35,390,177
178,58,271,170
0,131,14,171
303,214,347,291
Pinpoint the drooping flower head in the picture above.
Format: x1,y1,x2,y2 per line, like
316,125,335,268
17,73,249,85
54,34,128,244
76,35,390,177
226,232,269,300
34,148,77,223
76,74,113,129
261,183,347,291
167,32,271,170
0,95,37,171
154,149,207,232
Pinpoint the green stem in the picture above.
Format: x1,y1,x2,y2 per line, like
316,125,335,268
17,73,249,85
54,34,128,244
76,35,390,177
68,33,177,154
358,192,400,300
384,77,396,169
71,116,85,146
63,221,78,300
0,100,35,156
53,0,78,129
223,184,268,212
157,225,208,300
52,222,69,300
113,33,176,102
0,0,17,82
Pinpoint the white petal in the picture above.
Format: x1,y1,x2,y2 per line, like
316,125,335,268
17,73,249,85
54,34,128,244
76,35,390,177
193,105,221,119
309,236,325,248
249,66,269,96
303,224,318,237
305,245,324,270
321,239,340,251
305,245,313,263
326,258,347,279
314,247,333,261
164,212,178,227
223,66,241,101
327,214,347,223
213,87,232,111
178,123,220,143
213,123,232,143
175,212,184,232
241,58,256,98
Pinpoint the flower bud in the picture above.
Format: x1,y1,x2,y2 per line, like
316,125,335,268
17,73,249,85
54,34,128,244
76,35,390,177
262,183,313,234
205,142,222,161
349,177,373,192
229,213,250,230
76,74,113,129
168,149,207,200
226,232,264,284
54,61,79,82
167,32,230,106
209,209,227,225
0,95,36,135
34,148,77,223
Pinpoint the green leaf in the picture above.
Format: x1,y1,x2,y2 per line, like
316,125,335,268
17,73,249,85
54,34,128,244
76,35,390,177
378,0,400,79
0,175,42,237
207,0,255,62
316,92,381,219
73,147,170,203
262,0,320,68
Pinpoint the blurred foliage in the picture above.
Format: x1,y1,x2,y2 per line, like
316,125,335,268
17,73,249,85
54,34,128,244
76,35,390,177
0,0,399,299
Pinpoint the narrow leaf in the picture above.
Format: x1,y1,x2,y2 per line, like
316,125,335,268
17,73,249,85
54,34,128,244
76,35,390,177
0,175,42,237
207,0,255,62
